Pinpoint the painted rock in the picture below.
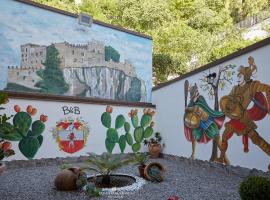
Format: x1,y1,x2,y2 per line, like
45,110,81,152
54,168,80,191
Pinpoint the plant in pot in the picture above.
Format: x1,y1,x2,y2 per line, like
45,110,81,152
144,132,162,158
135,152,149,178
0,140,15,173
81,152,138,187
0,92,15,173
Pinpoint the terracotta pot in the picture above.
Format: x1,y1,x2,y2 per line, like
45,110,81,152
0,162,6,174
148,143,161,158
144,162,165,182
54,167,80,191
138,164,146,178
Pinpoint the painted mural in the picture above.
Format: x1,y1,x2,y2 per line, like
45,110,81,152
0,0,152,102
101,106,155,153
183,56,270,170
51,117,89,154
0,94,47,159
218,57,270,167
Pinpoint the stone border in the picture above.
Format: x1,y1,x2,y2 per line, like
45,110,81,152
4,154,270,178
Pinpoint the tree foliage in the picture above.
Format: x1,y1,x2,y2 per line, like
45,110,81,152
34,0,270,84
36,45,69,94
105,46,120,62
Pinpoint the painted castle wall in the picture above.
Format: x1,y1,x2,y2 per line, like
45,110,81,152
3,98,155,161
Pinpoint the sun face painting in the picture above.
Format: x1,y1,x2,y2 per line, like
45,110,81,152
0,0,152,102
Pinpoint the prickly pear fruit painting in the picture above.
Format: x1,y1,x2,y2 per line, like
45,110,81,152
1,104,48,159
101,106,155,153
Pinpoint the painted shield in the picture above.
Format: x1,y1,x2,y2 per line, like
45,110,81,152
52,118,89,154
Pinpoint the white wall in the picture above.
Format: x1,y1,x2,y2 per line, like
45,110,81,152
3,98,154,161
153,44,270,171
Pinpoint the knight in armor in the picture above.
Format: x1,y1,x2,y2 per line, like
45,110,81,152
184,83,229,164
218,56,270,170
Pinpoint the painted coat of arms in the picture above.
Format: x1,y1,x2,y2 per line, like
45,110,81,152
52,118,89,154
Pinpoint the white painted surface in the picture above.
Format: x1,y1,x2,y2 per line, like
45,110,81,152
3,99,153,161
153,44,270,171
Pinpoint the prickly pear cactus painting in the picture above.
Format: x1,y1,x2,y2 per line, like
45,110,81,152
0,104,48,159
101,106,155,153
51,118,89,154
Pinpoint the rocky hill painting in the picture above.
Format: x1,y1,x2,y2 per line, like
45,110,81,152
0,0,152,102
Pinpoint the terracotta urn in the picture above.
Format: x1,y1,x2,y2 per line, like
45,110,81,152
138,164,146,178
148,143,161,158
0,162,6,174
54,167,81,191
144,162,165,182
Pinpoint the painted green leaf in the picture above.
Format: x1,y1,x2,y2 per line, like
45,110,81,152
106,128,119,143
31,120,45,136
105,138,115,153
119,135,126,153
115,115,125,129
132,143,141,152
101,112,111,128
131,115,139,128
37,135,43,146
125,133,133,145
144,127,154,138
0,123,22,141
134,127,144,143
124,122,130,132
141,114,152,127
13,112,32,137
19,136,40,159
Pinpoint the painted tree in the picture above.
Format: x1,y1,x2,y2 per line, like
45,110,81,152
36,45,69,94
200,64,236,161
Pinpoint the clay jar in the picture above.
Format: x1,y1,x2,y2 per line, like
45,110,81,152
54,167,80,191
148,143,161,158
138,164,146,178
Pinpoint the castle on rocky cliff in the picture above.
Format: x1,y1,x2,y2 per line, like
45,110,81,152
8,40,136,88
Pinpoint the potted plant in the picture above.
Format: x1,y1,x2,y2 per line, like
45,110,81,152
135,152,149,178
0,140,15,173
144,162,165,182
0,93,15,173
144,132,162,158
81,152,138,186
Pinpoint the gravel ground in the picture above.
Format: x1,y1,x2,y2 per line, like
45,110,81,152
1,156,269,200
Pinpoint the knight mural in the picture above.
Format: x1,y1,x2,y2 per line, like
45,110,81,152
183,81,229,164
218,57,270,169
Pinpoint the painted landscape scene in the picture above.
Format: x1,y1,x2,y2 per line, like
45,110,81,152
0,0,152,102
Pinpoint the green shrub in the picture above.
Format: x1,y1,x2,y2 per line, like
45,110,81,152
239,176,270,200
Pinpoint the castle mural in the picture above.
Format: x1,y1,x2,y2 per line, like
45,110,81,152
183,57,270,170
0,0,152,102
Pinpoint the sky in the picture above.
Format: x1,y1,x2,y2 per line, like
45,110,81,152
0,0,152,102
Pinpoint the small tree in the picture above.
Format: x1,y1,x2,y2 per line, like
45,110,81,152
200,64,236,161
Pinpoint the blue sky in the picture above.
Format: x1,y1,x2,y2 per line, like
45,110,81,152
0,0,152,102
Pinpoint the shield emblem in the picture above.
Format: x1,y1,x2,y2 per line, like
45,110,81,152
52,118,89,154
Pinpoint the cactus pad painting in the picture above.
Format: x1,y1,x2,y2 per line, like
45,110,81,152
51,117,89,154
101,106,155,153
0,103,47,159
0,0,152,102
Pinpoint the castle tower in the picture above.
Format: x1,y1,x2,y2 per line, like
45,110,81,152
21,43,46,68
